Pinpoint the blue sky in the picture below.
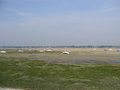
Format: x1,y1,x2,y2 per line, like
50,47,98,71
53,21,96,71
0,0,120,46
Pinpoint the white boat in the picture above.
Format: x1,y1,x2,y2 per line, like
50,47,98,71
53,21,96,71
18,50,24,52
39,50,45,53
63,47,70,54
63,51,70,54
47,49,53,51
0,41,6,53
0,51,6,53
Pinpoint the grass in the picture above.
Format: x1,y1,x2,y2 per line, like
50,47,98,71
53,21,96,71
0,56,120,90
6,50,62,54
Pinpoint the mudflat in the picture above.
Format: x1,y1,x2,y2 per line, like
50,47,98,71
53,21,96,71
0,48,120,62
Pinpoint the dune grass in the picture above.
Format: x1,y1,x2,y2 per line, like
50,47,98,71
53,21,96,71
0,56,120,90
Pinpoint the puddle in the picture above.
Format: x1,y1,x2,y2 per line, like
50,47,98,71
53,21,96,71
47,59,106,63
107,59,120,63
15,57,120,63
47,59,120,63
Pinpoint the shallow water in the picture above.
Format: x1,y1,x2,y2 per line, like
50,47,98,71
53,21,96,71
108,59,120,63
47,59,106,63
15,57,120,63
47,59,120,63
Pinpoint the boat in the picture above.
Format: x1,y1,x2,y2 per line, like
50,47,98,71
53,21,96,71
0,41,6,53
116,50,120,52
0,51,6,53
63,47,70,54
39,51,45,52
47,48,53,51
63,51,70,54
39,49,45,53
18,50,24,52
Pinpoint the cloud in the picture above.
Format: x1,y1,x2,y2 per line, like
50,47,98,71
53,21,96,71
98,0,120,12
100,5,120,12
19,9,120,35
5,8,34,17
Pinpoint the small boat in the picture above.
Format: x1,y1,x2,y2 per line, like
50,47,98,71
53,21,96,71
0,51,6,53
63,51,70,54
18,50,24,52
47,49,53,51
0,41,6,53
116,50,120,52
63,47,70,54
39,50,45,53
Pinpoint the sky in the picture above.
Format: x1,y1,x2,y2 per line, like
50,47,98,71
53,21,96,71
0,0,120,46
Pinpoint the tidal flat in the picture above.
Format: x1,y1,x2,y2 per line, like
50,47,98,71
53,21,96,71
0,48,120,90
0,48,120,63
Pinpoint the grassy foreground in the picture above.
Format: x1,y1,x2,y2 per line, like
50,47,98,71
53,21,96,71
0,56,120,90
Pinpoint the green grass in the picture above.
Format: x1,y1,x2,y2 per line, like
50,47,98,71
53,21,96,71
7,51,62,54
0,56,120,90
